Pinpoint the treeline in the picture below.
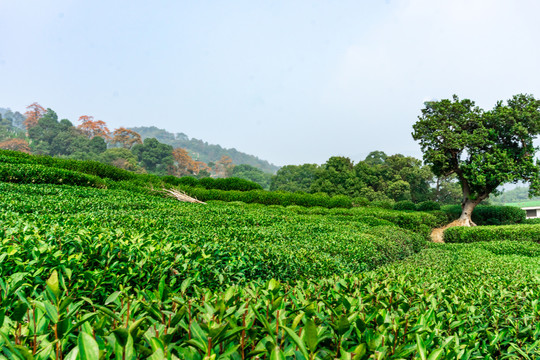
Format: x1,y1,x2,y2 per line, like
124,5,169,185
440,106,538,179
1,103,462,204
270,151,462,204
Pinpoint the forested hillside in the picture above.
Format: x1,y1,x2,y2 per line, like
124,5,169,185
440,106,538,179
0,105,278,181
131,126,279,174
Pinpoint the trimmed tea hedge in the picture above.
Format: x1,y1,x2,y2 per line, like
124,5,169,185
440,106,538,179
444,224,540,243
523,218,540,225
0,149,266,193
185,187,353,208
442,204,525,225
164,175,262,191
393,200,416,211
0,149,140,182
417,200,441,211
3,181,540,357
0,163,106,188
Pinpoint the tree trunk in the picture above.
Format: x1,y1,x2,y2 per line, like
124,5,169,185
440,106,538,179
457,198,479,227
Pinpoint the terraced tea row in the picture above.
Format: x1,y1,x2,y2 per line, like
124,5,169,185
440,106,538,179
3,182,540,358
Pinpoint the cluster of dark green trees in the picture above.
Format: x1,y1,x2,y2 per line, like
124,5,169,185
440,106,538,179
270,152,462,204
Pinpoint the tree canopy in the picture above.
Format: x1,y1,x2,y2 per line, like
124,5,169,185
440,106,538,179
412,94,540,225
131,138,174,175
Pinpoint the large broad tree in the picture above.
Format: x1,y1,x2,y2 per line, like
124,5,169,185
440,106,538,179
412,94,540,226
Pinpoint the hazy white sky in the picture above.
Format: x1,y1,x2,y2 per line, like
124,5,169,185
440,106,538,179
1,0,540,166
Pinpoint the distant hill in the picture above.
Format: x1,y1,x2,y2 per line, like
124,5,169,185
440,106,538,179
130,126,279,174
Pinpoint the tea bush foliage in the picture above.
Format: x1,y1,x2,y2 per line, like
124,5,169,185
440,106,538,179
163,176,262,191
392,200,416,211
416,200,441,211
444,224,540,243
0,163,105,188
0,150,354,209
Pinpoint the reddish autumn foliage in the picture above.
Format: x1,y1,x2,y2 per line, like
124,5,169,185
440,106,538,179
171,148,197,176
214,155,235,177
77,115,111,139
170,148,211,176
194,160,211,174
112,127,143,149
0,138,31,153
23,102,46,131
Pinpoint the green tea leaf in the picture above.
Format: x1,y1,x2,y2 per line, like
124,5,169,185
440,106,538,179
78,332,99,360
112,328,129,348
46,270,61,300
338,315,350,336
416,334,427,360
282,325,309,360
304,318,318,353
104,291,121,305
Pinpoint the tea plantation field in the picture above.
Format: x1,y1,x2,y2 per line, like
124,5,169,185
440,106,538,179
1,182,540,359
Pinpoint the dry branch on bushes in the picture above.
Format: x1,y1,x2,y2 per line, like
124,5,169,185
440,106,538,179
164,188,206,204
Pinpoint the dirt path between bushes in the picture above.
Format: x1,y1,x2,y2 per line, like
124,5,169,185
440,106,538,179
430,227,446,243
430,219,472,243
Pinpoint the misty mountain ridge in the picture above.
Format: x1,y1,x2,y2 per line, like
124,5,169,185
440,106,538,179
130,126,279,174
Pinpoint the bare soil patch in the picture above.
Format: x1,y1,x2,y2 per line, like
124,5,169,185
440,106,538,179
430,219,475,243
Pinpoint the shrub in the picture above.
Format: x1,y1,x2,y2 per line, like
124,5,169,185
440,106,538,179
182,187,353,208
393,200,417,211
197,177,262,191
428,210,453,225
417,200,441,211
366,226,426,256
0,149,137,182
352,197,370,207
351,207,445,237
442,205,525,225
329,195,353,209
444,224,540,243
370,199,395,209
